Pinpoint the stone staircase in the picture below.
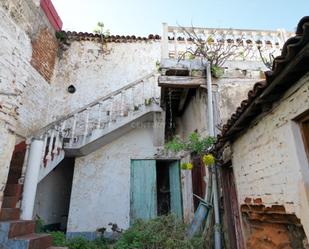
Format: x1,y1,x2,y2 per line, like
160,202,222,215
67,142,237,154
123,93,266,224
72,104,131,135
35,71,161,182
0,72,161,249
0,160,53,249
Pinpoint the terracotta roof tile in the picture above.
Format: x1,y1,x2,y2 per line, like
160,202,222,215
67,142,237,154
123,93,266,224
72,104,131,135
61,31,161,43
214,16,309,152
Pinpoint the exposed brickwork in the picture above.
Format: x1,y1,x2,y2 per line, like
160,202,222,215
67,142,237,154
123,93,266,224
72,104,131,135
31,28,58,82
241,203,308,249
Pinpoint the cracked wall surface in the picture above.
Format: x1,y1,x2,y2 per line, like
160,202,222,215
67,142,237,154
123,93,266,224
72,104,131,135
231,74,309,241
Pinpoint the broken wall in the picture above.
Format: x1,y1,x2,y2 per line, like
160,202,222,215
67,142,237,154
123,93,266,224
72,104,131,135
231,74,309,246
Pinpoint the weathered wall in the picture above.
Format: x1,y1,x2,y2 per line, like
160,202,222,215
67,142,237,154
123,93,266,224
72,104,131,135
34,158,74,227
50,41,161,119
0,0,58,137
231,74,309,240
67,126,157,237
0,122,16,207
176,60,266,139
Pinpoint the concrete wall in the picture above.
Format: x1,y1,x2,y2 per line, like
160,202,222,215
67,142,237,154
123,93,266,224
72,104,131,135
231,74,309,237
67,126,157,236
34,159,74,227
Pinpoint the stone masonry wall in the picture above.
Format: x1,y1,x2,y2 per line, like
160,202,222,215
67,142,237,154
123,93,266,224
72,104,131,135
231,74,309,241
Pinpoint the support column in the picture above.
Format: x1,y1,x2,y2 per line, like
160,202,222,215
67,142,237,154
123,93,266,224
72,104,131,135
21,139,44,220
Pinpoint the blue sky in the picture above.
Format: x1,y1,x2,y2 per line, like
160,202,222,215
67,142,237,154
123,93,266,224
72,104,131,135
52,0,308,35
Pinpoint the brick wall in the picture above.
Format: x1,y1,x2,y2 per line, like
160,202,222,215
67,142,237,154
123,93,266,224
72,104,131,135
231,74,309,239
31,28,58,82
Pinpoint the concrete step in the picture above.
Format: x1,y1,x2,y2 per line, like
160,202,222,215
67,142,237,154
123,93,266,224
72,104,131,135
2,196,19,208
4,184,22,197
14,233,52,249
7,220,36,238
0,208,20,221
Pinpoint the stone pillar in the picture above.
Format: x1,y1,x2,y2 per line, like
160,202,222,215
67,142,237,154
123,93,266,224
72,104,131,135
0,121,16,208
21,139,44,220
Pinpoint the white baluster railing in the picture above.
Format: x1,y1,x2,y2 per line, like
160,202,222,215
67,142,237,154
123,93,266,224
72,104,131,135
161,23,294,61
30,71,160,176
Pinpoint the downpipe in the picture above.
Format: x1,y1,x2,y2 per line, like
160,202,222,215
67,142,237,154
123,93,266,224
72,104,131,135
207,63,222,249
187,62,222,249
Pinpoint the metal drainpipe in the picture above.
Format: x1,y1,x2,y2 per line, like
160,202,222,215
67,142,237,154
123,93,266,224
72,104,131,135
206,63,221,249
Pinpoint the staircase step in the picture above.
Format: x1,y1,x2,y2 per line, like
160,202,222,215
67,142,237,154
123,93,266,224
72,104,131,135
14,233,52,249
4,184,22,197
7,220,36,238
0,208,20,221
2,196,19,208
7,173,20,184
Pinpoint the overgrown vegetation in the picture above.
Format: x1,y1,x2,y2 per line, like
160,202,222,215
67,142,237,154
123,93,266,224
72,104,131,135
50,231,109,249
48,215,203,249
165,132,215,155
114,215,203,249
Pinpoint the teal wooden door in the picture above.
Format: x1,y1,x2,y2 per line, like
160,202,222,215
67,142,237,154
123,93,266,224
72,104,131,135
130,160,157,225
169,160,183,218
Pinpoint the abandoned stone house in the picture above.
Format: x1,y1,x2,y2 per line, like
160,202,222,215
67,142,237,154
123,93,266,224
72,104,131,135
0,0,307,249
214,17,309,249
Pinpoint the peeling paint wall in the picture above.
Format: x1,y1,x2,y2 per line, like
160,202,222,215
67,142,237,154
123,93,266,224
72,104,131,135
50,41,161,118
176,60,267,140
231,74,309,239
0,121,16,207
0,1,56,137
67,126,157,235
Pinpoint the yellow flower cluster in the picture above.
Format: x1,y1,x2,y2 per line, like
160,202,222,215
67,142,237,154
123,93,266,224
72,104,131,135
202,154,215,166
181,162,193,170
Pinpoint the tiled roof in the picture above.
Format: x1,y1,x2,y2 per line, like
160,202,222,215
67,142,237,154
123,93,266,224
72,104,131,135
60,31,161,43
214,16,309,152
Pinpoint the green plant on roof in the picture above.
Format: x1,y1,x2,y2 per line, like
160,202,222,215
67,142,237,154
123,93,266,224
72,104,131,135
165,132,215,155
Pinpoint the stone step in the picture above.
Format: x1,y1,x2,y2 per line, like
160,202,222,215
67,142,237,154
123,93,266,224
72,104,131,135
7,220,36,238
7,172,21,184
2,196,19,208
4,184,22,197
14,233,52,249
0,208,20,221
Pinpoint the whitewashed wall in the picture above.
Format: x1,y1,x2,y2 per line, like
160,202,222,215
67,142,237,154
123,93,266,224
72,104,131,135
50,41,161,118
231,74,309,237
176,60,266,139
0,4,51,138
67,126,157,236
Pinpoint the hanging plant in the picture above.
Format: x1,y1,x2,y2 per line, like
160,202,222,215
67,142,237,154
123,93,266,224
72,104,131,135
181,162,193,170
211,65,225,78
165,132,215,155
202,154,215,166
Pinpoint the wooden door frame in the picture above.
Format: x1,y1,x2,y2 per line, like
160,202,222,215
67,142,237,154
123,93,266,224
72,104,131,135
221,162,245,249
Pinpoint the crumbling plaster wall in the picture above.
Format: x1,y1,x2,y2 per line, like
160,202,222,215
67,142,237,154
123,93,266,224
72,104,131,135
50,41,161,119
67,127,157,236
0,1,56,205
0,0,57,138
176,60,266,139
231,74,309,237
